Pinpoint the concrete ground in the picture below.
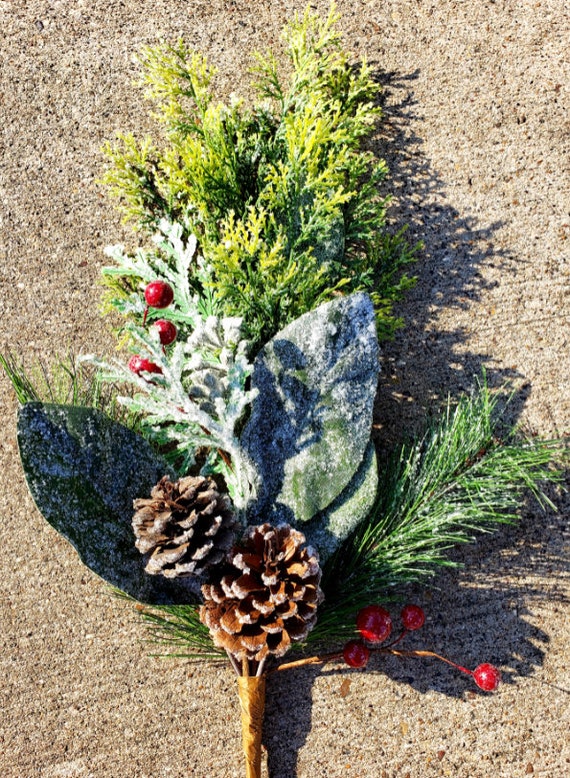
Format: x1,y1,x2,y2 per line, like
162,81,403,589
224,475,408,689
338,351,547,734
1,1,568,776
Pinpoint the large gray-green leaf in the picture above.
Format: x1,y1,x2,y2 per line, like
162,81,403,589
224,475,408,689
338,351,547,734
17,403,193,604
241,292,379,526
302,441,378,561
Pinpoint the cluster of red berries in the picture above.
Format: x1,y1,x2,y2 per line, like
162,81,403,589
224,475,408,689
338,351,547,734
343,604,501,692
128,280,177,377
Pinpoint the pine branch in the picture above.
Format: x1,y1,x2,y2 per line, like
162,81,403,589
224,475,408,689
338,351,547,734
0,351,40,404
113,591,224,661
306,379,564,645
0,350,133,426
123,378,565,656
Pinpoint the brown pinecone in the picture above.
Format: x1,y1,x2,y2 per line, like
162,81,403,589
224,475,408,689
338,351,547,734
132,475,236,578
200,523,323,663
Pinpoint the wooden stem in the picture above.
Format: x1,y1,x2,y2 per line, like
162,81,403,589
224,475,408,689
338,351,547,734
226,649,241,676
270,650,343,673
237,675,266,778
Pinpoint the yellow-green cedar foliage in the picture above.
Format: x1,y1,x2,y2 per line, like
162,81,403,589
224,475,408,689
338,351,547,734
101,4,416,347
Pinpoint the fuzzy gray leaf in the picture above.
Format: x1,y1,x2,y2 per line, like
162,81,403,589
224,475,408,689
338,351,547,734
242,293,379,525
302,440,378,560
17,403,196,604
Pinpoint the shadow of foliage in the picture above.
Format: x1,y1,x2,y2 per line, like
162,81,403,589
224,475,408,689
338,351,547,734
262,481,569,776
369,68,528,444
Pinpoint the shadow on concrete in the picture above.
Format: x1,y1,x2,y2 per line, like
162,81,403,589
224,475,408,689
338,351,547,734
369,67,527,444
262,483,569,776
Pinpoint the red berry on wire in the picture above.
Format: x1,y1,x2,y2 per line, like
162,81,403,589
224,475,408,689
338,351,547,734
154,319,177,346
128,355,163,376
144,280,174,309
343,640,370,668
401,604,426,631
472,663,501,692
356,605,392,643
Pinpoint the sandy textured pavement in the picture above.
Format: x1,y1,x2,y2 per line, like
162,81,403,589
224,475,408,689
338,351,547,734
1,1,569,776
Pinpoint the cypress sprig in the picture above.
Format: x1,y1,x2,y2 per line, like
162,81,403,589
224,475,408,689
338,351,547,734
100,2,415,350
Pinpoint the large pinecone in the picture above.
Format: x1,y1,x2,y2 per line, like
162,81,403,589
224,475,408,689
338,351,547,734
132,475,236,578
200,523,323,662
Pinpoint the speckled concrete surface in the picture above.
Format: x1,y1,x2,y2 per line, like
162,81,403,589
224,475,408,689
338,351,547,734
1,2,569,777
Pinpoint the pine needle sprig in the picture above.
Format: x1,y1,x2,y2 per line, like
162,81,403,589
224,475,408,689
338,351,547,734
139,605,224,660
0,350,134,426
112,591,224,661
0,351,40,404
120,379,564,656
307,380,563,645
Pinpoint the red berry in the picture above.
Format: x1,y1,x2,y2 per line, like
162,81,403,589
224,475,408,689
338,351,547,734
401,604,425,631
473,663,501,692
356,605,392,643
144,280,174,309
153,319,177,346
343,640,370,668
128,355,163,376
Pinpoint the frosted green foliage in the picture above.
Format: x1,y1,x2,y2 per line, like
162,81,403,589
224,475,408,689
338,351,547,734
102,219,216,326
82,314,257,513
184,315,248,416
16,403,195,604
101,3,416,349
302,441,378,561
241,293,379,528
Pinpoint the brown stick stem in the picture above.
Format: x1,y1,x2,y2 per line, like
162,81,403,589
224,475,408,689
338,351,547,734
237,675,266,778
270,651,344,673
226,650,241,676
384,648,472,675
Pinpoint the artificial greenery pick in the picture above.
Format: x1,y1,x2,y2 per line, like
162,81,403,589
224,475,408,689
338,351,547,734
2,5,564,777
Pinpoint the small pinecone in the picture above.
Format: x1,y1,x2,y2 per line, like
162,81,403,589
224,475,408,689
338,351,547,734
200,523,323,662
132,475,236,578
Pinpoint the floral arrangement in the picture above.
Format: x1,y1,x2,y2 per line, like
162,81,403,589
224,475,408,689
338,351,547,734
1,6,562,776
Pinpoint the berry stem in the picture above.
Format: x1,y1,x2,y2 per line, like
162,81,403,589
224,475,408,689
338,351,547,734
143,305,149,326
272,647,472,677
383,648,472,676
384,629,408,648
271,651,344,673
